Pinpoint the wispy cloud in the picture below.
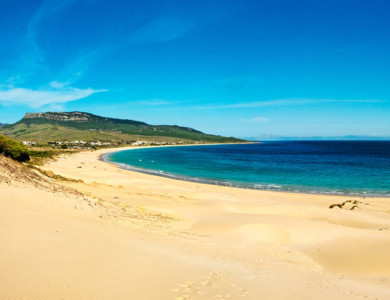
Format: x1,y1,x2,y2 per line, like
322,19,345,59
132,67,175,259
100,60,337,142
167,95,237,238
0,86,106,108
5,2,194,101
49,81,70,89
0,0,89,90
56,47,105,84
129,17,194,44
241,117,269,123
190,99,386,110
0,0,109,109
135,99,191,106
22,0,76,77
44,103,67,111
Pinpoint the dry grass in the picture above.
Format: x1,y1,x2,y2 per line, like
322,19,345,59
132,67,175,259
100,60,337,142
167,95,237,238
0,155,83,197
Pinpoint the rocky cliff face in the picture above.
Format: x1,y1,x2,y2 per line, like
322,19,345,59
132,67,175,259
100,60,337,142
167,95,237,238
23,112,91,122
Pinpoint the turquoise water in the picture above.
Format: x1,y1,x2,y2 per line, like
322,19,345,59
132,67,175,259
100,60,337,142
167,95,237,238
104,141,390,196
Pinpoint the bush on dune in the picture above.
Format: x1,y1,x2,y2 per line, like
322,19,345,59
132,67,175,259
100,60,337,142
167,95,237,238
0,135,30,162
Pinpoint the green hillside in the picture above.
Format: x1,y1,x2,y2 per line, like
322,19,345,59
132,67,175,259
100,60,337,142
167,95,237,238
0,112,244,144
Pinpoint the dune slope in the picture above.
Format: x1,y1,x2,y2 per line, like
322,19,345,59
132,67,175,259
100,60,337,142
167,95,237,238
1,150,390,299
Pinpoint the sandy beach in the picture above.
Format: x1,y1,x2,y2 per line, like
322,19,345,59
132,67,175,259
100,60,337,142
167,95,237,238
1,146,390,299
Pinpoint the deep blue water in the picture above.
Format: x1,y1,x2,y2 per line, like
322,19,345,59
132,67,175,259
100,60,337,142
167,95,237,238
104,141,390,196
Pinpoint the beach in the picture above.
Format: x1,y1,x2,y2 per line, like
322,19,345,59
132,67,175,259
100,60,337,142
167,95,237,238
1,146,390,299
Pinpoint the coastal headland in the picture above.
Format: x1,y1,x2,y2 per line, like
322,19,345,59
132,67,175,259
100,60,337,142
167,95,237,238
1,146,390,299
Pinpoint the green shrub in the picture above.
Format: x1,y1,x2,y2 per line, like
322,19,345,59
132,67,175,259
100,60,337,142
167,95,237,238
0,135,30,162
28,150,55,159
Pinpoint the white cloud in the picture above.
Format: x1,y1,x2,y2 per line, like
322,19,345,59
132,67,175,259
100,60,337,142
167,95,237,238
241,117,269,123
0,86,106,108
190,99,386,110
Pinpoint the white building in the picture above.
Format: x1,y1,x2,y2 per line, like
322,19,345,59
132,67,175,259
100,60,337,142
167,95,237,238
22,141,37,146
131,141,148,146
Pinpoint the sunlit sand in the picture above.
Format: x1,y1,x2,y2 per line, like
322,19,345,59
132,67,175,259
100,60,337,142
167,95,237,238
1,147,390,299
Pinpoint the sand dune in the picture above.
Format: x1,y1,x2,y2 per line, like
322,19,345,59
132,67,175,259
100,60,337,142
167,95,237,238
1,148,390,299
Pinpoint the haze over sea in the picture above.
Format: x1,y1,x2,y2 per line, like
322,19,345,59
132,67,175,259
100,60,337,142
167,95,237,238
106,141,390,197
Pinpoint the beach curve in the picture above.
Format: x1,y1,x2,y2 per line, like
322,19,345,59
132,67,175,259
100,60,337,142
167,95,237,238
1,147,390,299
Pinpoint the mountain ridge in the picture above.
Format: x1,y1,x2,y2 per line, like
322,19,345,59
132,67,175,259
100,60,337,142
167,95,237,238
20,111,203,133
22,111,149,126
0,111,244,144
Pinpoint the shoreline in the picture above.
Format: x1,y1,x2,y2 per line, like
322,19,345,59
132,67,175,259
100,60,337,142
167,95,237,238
2,145,389,299
99,145,390,198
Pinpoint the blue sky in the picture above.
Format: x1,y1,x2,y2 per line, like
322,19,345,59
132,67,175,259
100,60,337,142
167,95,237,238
0,0,389,139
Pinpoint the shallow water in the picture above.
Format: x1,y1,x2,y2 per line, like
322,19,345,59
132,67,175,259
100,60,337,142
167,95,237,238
105,141,390,196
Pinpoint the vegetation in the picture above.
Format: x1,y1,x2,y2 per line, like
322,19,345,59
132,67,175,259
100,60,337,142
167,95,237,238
0,112,245,144
0,134,74,165
28,149,75,165
0,134,30,162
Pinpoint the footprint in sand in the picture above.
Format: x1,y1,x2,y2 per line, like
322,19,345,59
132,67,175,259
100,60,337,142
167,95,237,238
172,271,249,299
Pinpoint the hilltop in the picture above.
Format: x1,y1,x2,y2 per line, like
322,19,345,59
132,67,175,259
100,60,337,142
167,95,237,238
0,112,244,145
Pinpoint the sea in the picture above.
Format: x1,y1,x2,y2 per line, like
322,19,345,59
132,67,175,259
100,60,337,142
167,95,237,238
104,141,390,197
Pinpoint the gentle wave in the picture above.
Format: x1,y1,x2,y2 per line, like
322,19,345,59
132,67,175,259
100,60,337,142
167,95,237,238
102,142,390,197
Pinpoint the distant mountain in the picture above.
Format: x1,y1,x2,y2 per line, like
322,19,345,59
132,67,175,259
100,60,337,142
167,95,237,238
0,123,7,127
0,112,244,144
246,134,390,141
22,112,149,127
